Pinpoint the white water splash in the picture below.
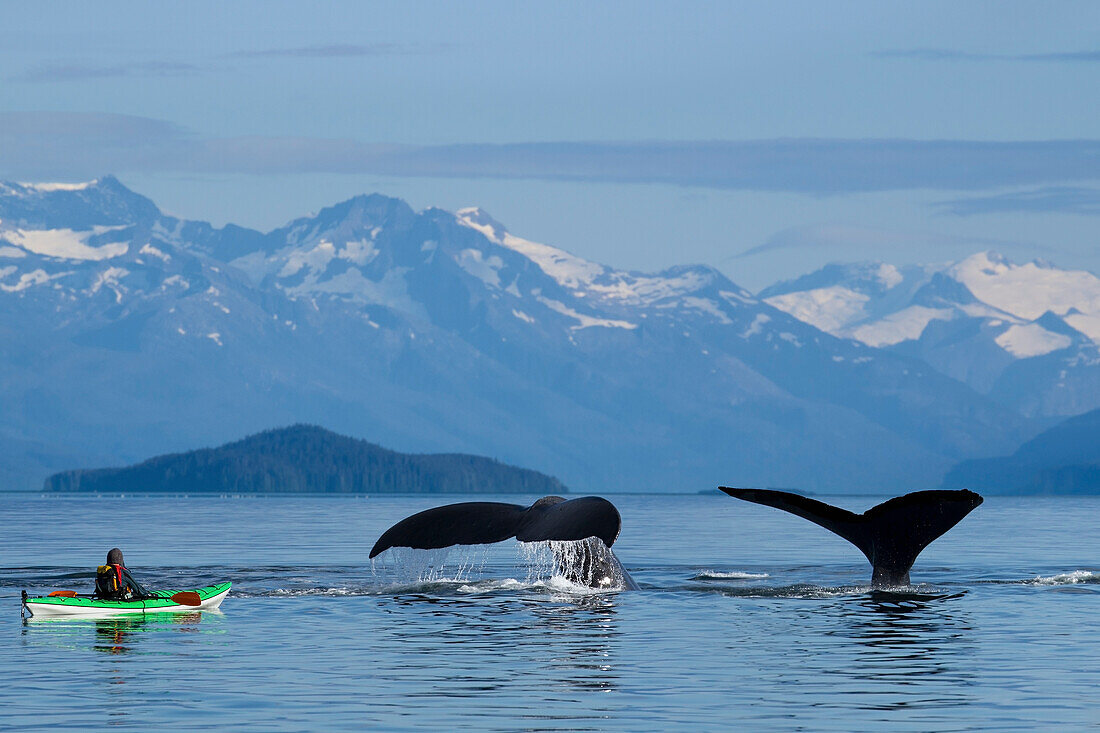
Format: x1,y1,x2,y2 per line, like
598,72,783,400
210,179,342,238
371,545,492,586
693,570,770,580
1028,570,1100,585
457,578,529,594
367,539,630,594
520,538,629,592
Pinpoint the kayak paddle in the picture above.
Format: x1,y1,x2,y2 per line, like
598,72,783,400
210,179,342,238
43,590,202,606
159,592,201,606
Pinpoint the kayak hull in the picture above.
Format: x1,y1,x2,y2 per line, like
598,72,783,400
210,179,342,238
23,582,231,618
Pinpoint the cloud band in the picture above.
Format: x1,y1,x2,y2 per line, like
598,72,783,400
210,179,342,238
2,112,1099,196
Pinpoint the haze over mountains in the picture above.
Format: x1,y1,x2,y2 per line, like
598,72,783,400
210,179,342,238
2,177,1096,492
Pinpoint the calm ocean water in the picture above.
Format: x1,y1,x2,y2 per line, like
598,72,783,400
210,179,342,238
1,493,1097,731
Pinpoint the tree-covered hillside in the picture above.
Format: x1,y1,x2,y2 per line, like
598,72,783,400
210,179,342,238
43,425,568,494
943,408,1100,494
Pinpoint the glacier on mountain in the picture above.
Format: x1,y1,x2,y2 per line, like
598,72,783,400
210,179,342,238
763,252,1100,416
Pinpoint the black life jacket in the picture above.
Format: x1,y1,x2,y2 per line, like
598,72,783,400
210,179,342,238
95,564,135,600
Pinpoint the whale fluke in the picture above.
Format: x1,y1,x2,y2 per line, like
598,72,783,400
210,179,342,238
369,495,635,589
369,496,621,558
719,488,983,586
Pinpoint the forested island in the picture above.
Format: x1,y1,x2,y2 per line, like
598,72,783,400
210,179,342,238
43,425,568,494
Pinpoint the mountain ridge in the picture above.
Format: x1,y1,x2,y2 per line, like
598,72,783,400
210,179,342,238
0,176,1049,492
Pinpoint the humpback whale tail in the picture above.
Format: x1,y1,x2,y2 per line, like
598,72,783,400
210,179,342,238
719,488,983,587
369,496,637,589
369,496,621,557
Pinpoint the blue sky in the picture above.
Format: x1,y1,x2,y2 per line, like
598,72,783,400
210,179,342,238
2,1,1097,288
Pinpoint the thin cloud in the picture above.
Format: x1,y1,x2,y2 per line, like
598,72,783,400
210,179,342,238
935,187,1100,216
226,43,433,59
285,139,1100,194
874,48,1100,63
12,61,202,83
0,111,183,143
2,112,1100,195
12,42,442,83
0,111,189,179
731,224,1045,261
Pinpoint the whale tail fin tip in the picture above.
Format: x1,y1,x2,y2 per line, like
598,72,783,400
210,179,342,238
719,487,983,586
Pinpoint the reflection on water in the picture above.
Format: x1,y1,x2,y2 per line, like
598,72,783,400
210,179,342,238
529,597,619,693
809,593,977,713
16,611,227,726
95,615,150,655
91,613,206,655
22,611,220,656
381,591,621,702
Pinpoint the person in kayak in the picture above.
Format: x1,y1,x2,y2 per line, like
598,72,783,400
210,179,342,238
94,548,152,601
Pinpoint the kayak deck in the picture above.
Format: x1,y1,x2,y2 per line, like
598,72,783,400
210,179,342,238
23,582,231,618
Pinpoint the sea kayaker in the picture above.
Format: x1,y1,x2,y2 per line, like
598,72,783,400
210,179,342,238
94,548,152,601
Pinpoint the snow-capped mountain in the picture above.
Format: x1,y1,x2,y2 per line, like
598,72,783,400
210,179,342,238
0,178,1033,491
761,252,1100,416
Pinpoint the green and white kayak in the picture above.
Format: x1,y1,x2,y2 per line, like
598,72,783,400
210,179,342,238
22,582,231,618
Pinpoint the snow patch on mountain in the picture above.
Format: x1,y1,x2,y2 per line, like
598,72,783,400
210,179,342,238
876,263,904,288
1063,313,1100,343
680,296,732,324
1,269,58,293
457,208,604,290
88,267,130,303
291,265,422,316
457,248,504,288
139,243,171,263
161,274,189,291
536,295,638,331
587,268,717,306
278,240,336,278
2,226,130,261
995,323,1073,358
742,313,770,338
764,286,869,334
340,238,379,266
950,252,1100,321
16,181,97,192
850,306,954,347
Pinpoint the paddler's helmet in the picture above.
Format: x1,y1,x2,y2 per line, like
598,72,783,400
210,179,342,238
106,548,124,566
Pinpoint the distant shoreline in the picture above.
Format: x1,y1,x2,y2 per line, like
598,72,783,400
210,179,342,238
4,489,1093,499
